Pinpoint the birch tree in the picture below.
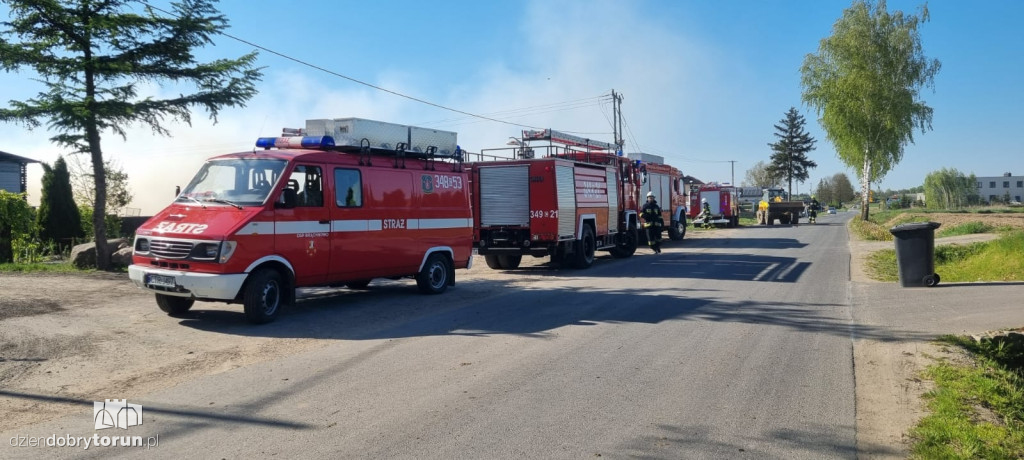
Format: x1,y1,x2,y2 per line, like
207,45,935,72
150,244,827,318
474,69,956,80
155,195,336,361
801,0,940,220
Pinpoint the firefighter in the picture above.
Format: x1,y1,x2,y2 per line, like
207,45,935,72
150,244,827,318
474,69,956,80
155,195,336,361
641,191,663,254
808,195,821,224
699,198,713,229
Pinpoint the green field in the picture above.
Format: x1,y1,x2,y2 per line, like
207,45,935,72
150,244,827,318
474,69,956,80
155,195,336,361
912,335,1024,459
866,231,1024,283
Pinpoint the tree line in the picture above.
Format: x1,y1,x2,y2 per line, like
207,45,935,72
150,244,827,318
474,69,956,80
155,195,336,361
0,156,134,263
814,174,856,207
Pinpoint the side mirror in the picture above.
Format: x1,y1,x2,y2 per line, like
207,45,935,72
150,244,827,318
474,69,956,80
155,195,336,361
276,188,297,209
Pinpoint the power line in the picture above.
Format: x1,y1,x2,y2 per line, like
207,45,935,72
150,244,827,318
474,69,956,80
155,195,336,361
137,1,608,134
416,95,611,126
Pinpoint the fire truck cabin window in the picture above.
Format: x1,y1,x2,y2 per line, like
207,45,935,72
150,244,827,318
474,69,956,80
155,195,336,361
288,165,323,207
335,169,362,207
177,158,287,207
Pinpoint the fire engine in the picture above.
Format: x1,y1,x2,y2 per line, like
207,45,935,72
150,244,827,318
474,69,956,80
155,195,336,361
467,130,688,269
128,118,474,324
688,183,740,227
467,129,645,269
628,153,689,240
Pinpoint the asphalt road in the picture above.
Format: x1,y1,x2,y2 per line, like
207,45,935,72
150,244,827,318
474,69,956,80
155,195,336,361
5,214,858,459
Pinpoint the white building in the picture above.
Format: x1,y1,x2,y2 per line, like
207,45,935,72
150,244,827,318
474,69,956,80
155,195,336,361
976,172,1024,204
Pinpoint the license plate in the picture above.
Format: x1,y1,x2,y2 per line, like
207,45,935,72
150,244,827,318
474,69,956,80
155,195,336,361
146,274,176,288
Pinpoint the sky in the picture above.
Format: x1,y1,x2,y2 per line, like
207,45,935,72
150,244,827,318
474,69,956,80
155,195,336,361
1,0,1021,214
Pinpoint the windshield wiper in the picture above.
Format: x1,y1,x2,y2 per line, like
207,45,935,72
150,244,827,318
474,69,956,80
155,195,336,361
204,198,244,210
177,195,207,208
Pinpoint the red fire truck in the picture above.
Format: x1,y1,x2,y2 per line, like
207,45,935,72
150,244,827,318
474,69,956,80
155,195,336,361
630,153,689,240
128,118,474,324
688,182,740,227
467,129,644,269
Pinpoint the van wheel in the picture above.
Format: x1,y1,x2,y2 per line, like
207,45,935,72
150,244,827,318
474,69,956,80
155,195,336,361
417,253,452,294
571,225,597,269
243,269,283,324
346,279,372,290
498,255,522,269
155,294,194,317
484,254,503,270
668,219,685,241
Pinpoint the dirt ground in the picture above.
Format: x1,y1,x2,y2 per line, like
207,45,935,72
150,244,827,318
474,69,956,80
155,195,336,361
0,243,673,432
883,211,1024,231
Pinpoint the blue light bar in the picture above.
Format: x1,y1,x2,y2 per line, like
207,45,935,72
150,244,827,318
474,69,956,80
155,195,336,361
303,136,335,148
255,136,336,150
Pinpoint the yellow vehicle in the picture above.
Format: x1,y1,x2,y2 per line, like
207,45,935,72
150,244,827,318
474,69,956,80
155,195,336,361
756,188,804,225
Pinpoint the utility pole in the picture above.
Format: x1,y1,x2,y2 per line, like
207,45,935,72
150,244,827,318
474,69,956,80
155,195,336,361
611,90,624,151
728,160,736,186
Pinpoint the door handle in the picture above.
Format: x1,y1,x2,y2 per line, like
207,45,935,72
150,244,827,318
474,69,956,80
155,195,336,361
319,220,330,224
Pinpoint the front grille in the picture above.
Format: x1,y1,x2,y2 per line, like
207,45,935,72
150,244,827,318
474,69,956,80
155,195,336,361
149,239,194,259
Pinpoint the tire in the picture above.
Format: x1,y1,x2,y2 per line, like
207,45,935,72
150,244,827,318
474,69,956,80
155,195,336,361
923,274,939,287
571,225,597,269
484,254,503,270
155,294,194,317
498,255,522,269
668,219,685,241
346,279,372,289
243,269,284,324
416,253,452,294
610,226,638,258
779,215,791,225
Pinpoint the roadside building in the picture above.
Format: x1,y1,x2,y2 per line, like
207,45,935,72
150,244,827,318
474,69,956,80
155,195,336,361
0,150,39,197
976,172,1024,204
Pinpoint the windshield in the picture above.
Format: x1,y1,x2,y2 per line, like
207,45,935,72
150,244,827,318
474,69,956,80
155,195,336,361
176,158,288,207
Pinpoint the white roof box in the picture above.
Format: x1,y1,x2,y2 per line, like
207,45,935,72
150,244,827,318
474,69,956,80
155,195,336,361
305,118,458,156
626,152,665,164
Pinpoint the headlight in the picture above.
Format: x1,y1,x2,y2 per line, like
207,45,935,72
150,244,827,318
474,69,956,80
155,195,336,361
190,242,220,261
218,241,237,264
135,238,150,253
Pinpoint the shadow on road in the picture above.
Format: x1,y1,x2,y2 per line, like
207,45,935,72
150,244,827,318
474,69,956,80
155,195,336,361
508,252,811,283
615,422,877,458
0,389,314,430
674,237,807,249
177,280,926,344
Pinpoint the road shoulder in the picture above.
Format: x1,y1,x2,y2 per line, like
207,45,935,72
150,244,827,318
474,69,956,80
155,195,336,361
848,225,1024,458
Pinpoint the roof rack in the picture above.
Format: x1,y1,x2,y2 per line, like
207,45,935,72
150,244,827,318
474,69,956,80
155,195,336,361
255,133,464,171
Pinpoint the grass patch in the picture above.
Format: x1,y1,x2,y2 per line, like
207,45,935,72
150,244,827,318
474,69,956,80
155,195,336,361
938,222,996,238
850,217,895,241
937,232,1024,282
738,216,758,227
0,261,81,273
911,335,1024,459
864,231,1024,283
866,249,899,281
